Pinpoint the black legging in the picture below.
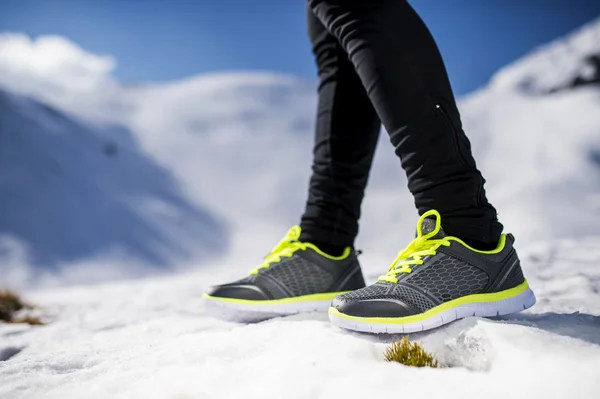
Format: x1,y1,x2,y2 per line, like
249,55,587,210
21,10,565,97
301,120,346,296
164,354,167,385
299,0,502,248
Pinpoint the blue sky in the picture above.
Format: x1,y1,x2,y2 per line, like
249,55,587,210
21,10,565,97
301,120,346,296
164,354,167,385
1,0,599,95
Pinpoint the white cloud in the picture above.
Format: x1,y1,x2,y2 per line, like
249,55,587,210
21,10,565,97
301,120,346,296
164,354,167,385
0,33,117,99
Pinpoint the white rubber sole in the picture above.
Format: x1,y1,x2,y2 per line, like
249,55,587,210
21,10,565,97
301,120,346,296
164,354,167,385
329,284,537,334
203,294,337,323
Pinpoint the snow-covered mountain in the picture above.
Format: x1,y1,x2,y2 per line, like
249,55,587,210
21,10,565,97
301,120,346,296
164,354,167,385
1,20,600,288
0,88,228,286
0,16,599,399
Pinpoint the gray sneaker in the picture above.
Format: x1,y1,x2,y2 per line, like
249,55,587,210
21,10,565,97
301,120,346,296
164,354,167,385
204,226,365,323
329,210,536,334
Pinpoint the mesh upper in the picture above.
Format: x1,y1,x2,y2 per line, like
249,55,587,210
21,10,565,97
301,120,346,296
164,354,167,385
337,254,489,312
257,255,336,297
392,285,437,313
405,254,489,302
337,282,436,313
339,283,391,300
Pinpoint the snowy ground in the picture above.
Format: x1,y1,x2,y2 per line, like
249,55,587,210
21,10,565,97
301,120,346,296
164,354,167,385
1,14,600,399
1,236,599,399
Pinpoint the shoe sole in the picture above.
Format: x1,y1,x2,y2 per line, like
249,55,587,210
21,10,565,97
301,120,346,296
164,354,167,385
203,292,349,323
328,280,536,334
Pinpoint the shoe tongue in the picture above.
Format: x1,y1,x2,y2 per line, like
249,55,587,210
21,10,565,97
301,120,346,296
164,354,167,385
417,212,447,239
287,226,302,241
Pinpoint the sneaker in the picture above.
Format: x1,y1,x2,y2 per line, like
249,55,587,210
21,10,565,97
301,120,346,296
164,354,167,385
203,226,366,323
329,210,536,334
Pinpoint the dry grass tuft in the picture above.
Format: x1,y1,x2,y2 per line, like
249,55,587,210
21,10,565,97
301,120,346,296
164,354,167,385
384,336,439,368
0,290,44,326
12,315,45,326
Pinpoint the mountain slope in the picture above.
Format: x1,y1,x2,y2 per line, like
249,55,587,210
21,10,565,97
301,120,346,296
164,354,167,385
0,89,227,287
1,20,599,287
461,16,600,242
114,16,600,268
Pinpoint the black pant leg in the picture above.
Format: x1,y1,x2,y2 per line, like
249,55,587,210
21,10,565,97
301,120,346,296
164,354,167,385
308,0,503,244
299,7,381,248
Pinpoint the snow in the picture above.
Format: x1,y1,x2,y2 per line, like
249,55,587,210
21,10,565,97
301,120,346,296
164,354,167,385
491,16,600,92
1,237,599,399
1,16,600,399
2,19,599,287
0,89,227,287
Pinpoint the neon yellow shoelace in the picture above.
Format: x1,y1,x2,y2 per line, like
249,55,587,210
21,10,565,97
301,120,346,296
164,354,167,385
249,225,306,275
378,210,451,284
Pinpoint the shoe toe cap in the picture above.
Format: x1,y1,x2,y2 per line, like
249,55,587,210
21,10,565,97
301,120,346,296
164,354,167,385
206,283,269,301
332,295,416,318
